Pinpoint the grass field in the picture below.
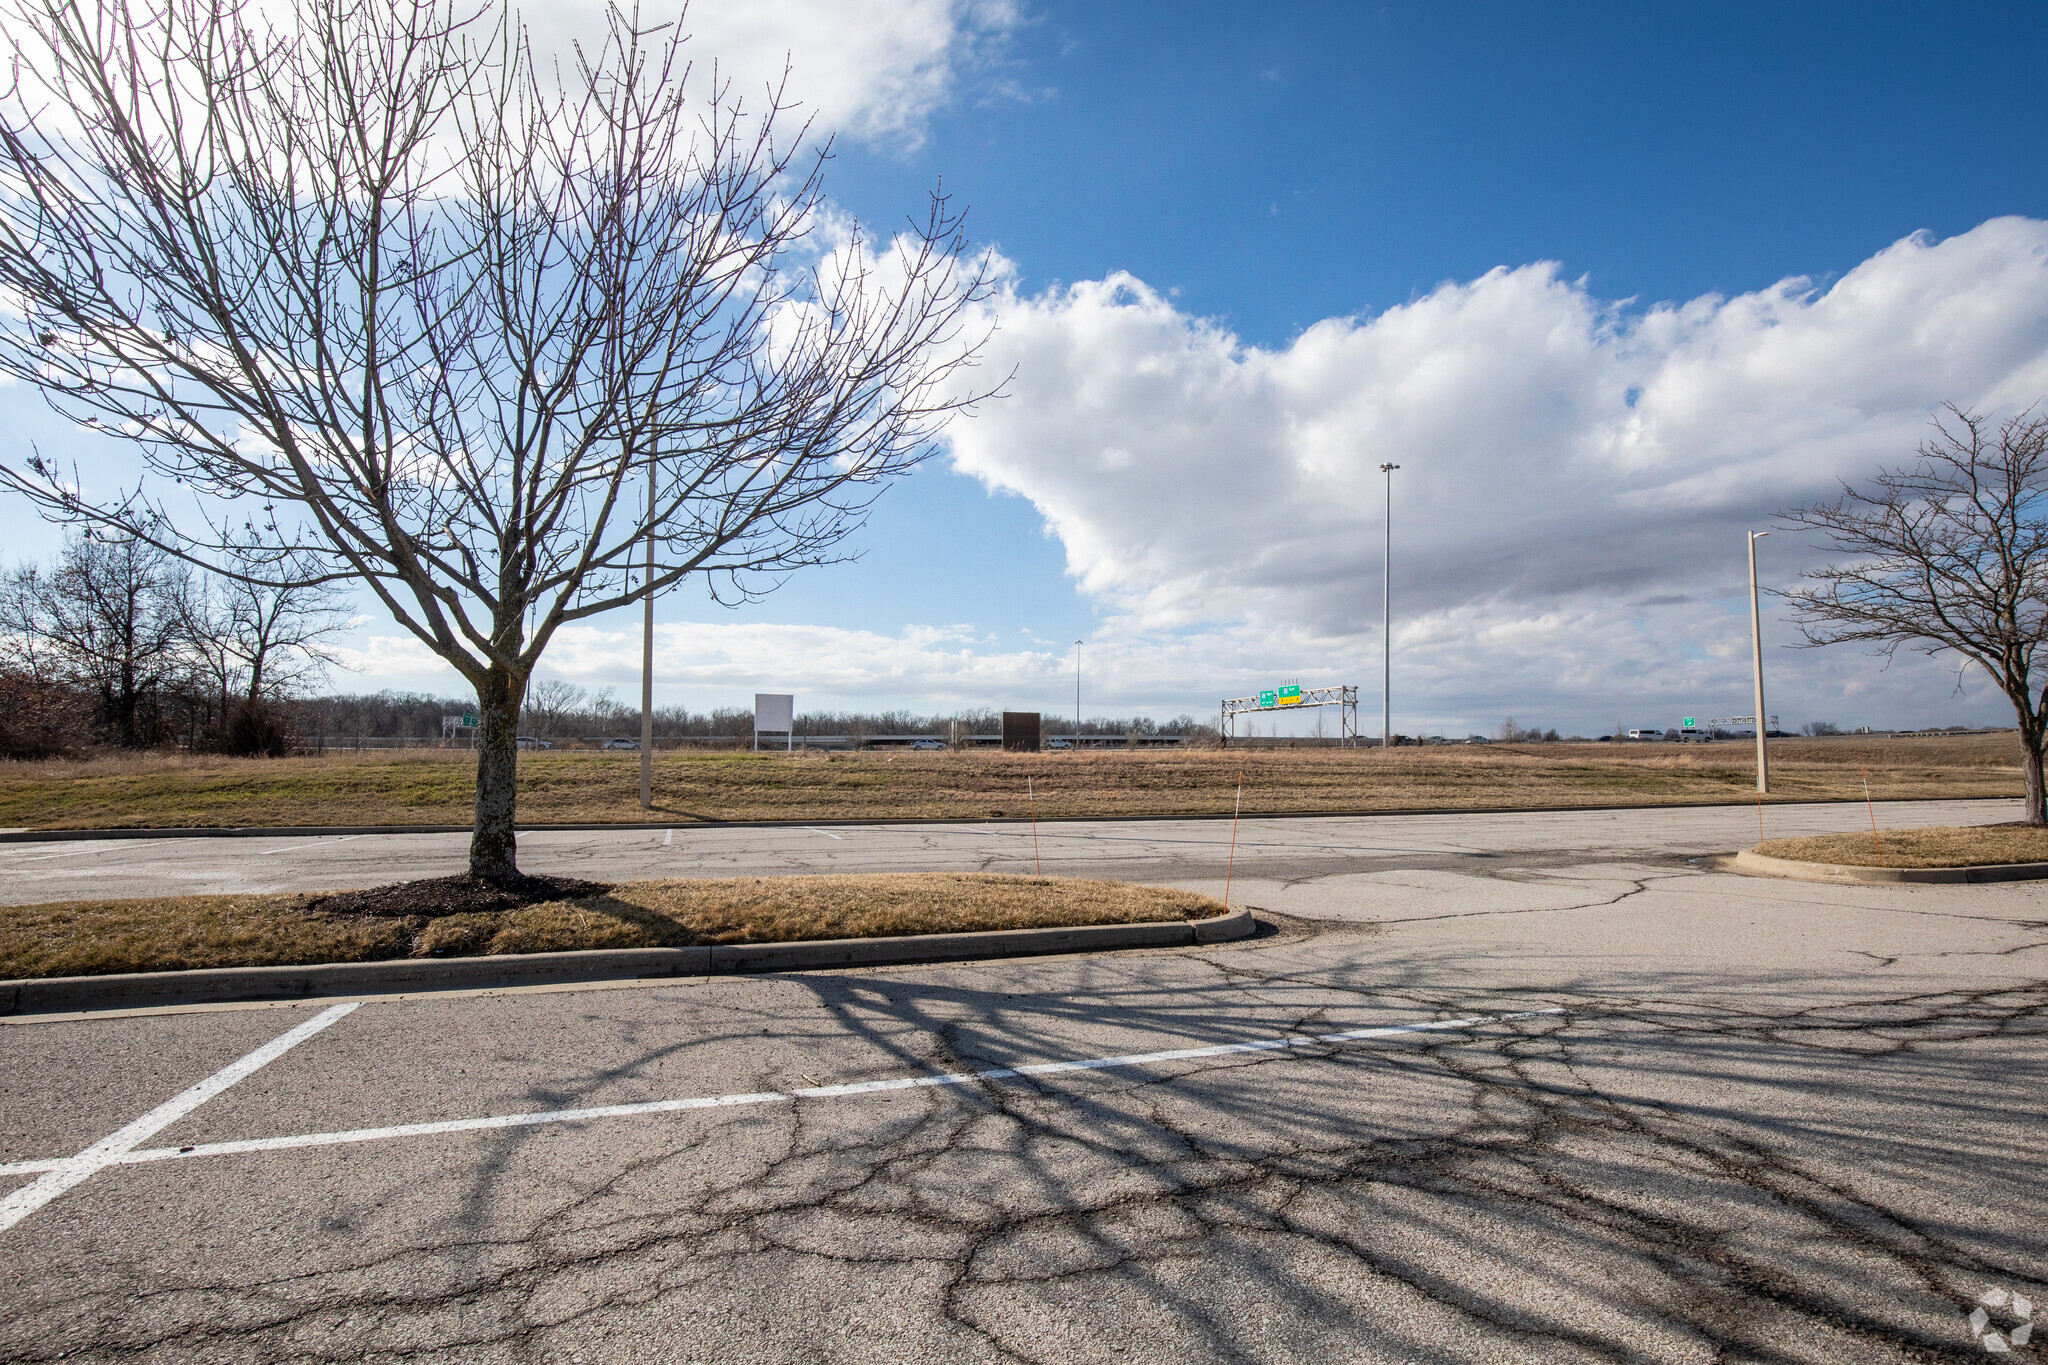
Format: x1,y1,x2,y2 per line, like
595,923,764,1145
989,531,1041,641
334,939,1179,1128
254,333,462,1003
1755,823,2048,868
0,873,1220,979
0,733,2025,830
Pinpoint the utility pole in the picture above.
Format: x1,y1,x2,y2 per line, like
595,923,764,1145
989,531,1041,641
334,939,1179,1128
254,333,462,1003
1748,530,1771,794
1074,640,1083,743
1379,462,1400,748
639,454,656,809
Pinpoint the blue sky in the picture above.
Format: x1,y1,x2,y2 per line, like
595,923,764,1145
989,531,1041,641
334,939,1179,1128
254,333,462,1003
777,1,2048,642
9,1,2048,734
836,2,2048,340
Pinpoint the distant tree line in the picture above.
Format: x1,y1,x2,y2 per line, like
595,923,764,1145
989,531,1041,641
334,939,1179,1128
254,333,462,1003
1,546,1227,755
1495,717,1568,743
1,532,348,759
295,693,1217,745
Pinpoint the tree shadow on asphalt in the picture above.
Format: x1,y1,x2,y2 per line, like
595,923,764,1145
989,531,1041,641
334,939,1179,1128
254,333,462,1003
7,917,2044,1364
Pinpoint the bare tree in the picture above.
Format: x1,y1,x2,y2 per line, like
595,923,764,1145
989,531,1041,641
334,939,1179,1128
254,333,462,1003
1780,405,2048,824
177,556,352,715
0,0,994,877
0,532,185,745
587,687,631,731
520,678,586,739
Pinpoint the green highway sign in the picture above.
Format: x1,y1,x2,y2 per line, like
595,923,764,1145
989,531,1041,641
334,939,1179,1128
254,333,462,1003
1257,690,1276,708
1682,716,1696,729
462,713,478,727
1277,684,1302,706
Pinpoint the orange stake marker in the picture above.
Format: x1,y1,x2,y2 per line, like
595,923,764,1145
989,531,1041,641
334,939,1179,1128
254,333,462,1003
1223,767,1244,907
1861,765,1885,868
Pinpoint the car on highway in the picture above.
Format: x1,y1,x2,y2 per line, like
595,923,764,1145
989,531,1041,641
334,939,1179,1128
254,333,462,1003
909,738,945,750
601,738,640,750
1464,735,1490,744
1046,738,1073,750
515,736,550,750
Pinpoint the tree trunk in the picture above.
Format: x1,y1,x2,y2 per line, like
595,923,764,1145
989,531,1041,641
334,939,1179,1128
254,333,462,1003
469,667,524,879
2021,722,2048,827
116,658,138,747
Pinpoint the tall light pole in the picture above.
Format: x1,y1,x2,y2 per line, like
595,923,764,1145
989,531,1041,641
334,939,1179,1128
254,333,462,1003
1748,530,1771,794
1379,462,1400,748
1074,640,1083,742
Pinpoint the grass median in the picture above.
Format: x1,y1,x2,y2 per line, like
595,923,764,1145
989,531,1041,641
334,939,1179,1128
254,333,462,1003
0,873,1224,980
0,733,2024,830
1755,824,2048,868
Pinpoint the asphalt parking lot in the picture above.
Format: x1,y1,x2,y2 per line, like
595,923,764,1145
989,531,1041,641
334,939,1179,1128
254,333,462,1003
2,800,2044,1363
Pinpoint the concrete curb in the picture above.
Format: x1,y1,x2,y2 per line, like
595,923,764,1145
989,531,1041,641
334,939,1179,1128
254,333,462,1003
0,794,2012,843
1731,848,2048,885
0,906,1256,1016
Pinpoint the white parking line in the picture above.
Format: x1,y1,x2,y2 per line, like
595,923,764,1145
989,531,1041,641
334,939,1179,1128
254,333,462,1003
256,834,370,858
663,829,673,846
0,1009,1561,1180
0,1003,359,1233
804,827,844,840
2,843,166,864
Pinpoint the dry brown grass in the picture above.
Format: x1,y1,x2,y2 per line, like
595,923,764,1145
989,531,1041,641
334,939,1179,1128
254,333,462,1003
0,873,1219,979
1755,824,2048,868
0,895,411,979
0,732,2024,830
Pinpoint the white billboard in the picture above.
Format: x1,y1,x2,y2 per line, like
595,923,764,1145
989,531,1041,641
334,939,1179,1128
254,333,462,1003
754,693,794,750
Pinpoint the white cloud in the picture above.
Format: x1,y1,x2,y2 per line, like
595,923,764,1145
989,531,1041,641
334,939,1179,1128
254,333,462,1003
4,0,1012,159
332,619,1083,710
558,619,1056,695
927,217,2048,731
275,219,2048,734
327,595,2002,738
517,0,1018,149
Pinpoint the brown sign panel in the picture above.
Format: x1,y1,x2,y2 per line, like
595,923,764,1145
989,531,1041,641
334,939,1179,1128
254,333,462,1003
1001,711,1041,752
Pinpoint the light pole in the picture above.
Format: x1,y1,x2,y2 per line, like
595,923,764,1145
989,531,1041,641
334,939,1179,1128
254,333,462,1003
1748,530,1771,794
1074,640,1083,743
1379,462,1399,748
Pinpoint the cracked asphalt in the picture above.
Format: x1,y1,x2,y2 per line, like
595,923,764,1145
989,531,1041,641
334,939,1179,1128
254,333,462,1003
1,800,2044,1364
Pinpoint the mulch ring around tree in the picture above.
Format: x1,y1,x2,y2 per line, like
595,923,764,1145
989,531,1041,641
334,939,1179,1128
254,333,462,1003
300,873,613,920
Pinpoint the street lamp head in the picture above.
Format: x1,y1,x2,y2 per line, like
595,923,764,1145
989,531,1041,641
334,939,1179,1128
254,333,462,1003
1751,530,1771,539
1379,462,1400,473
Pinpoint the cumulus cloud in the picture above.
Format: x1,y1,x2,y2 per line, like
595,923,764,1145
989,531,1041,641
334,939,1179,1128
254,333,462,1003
934,217,2048,730
331,598,1995,735
332,619,1083,709
267,219,2048,733
517,0,1017,148
551,619,1058,695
